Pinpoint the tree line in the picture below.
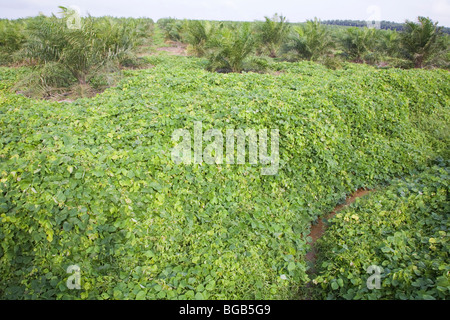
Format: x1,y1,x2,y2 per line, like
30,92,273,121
158,15,449,71
320,19,450,34
0,7,154,98
0,9,448,99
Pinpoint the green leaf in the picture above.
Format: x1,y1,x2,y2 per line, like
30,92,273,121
136,291,147,300
63,222,72,231
331,282,339,290
195,292,204,300
288,262,296,272
205,280,216,291
113,290,123,299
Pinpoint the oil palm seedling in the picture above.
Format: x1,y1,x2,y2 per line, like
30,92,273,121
283,18,334,61
341,26,378,63
206,23,256,73
400,16,447,68
185,20,220,57
256,13,290,58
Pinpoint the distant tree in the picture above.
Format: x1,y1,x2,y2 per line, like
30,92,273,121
341,27,378,63
157,17,186,42
18,8,145,97
400,16,447,68
206,23,256,73
283,18,334,61
0,19,26,65
185,20,220,57
256,13,290,57
377,29,400,57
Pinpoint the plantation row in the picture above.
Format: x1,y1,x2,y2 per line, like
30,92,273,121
0,55,448,299
0,7,155,98
320,19,450,34
157,15,450,70
1,9,449,100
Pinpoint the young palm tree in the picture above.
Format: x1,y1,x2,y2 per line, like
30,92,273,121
256,13,290,58
283,18,333,61
0,19,26,64
185,20,219,57
19,7,146,97
206,23,256,73
378,29,400,57
94,17,139,64
24,10,106,86
400,16,446,68
341,27,378,63
157,18,186,42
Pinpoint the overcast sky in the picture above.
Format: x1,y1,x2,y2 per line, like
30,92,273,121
1,0,450,26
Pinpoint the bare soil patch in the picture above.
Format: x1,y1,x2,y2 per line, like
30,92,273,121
306,189,373,266
155,42,188,56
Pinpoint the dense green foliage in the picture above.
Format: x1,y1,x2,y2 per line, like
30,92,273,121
283,18,334,61
184,20,221,57
157,18,186,42
151,16,450,71
315,163,449,300
321,19,450,34
255,14,290,58
206,23,257,73
0,19,26,65
0,54,448,299
1,11,154,98
401,17,448,68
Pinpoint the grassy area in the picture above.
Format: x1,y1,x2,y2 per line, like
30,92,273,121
0,54,448,299
314,162,449,300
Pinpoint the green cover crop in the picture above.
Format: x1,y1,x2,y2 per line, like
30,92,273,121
0,55,448,299
315,163,449,300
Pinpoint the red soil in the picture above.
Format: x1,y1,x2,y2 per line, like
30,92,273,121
305,189,373,265
155,43,188,56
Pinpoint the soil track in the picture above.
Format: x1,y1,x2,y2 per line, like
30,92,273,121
155,42,188,56
305,189,373,271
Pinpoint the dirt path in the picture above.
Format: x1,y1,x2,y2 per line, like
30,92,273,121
155,42,188,56
305,189,373,273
